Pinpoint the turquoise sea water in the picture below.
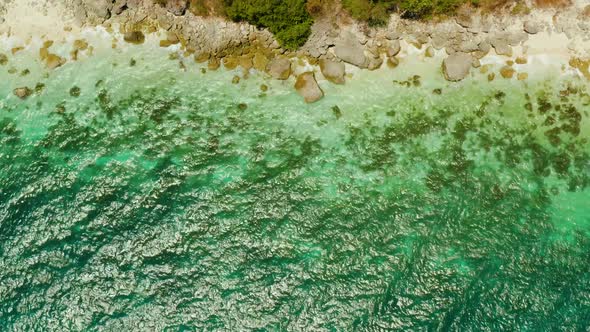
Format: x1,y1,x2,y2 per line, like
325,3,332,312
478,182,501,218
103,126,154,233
1,36,590,330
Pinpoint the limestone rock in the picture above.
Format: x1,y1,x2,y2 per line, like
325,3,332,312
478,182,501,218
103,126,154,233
334,34,368,68
493,42,513,57
385,31,401,40
319,59,345,84
524,21,541,34
442,52,473,81
295,72,323,103
266,57,291,80
387,40,401,57
13,87,32,99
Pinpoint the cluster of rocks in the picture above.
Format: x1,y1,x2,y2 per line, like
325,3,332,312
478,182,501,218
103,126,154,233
6,0,590,102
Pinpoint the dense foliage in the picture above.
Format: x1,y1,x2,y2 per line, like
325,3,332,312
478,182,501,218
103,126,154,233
341,0,475,23
340,0,534,24
224,0,313,50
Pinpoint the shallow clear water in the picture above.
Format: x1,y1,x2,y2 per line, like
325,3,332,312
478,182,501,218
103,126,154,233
1,35,590,330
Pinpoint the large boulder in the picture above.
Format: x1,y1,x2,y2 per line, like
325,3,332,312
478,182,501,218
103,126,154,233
523,21,541,34
295,72,324,103
319,59,345,84
266,57,291,80
387,40,401,57
334,34,368,68
442,52,473,81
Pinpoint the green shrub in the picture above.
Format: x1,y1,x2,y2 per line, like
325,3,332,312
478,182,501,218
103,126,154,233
224,0,313,50
341,0,397,25
399,0,465,18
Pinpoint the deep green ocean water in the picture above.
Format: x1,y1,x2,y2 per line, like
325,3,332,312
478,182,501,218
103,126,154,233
1,36,590,330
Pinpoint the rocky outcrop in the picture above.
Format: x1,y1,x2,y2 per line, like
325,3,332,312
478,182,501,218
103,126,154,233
442,52,473,81
266,57,291,80
295,72,323,103
319,59,345,84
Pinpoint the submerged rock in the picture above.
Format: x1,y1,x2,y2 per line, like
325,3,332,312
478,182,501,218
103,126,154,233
295,72,323,103
123,31,145,45
367,56,384,71
70,86,81,97
195,52,210,63
500,66,516,79
319,59,345,84
46,54,66,70
266,57,291,80
252,52,269,72
208,57,220,70
13,87,32,100
0,53,7,66
442,52,473,81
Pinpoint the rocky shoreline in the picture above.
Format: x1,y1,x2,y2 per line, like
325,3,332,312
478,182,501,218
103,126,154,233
1,0,590,103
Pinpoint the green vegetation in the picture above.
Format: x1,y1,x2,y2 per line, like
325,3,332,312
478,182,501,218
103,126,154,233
224,0,313,50
188,0,226,16
342,0,468,23
341,0,528,24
